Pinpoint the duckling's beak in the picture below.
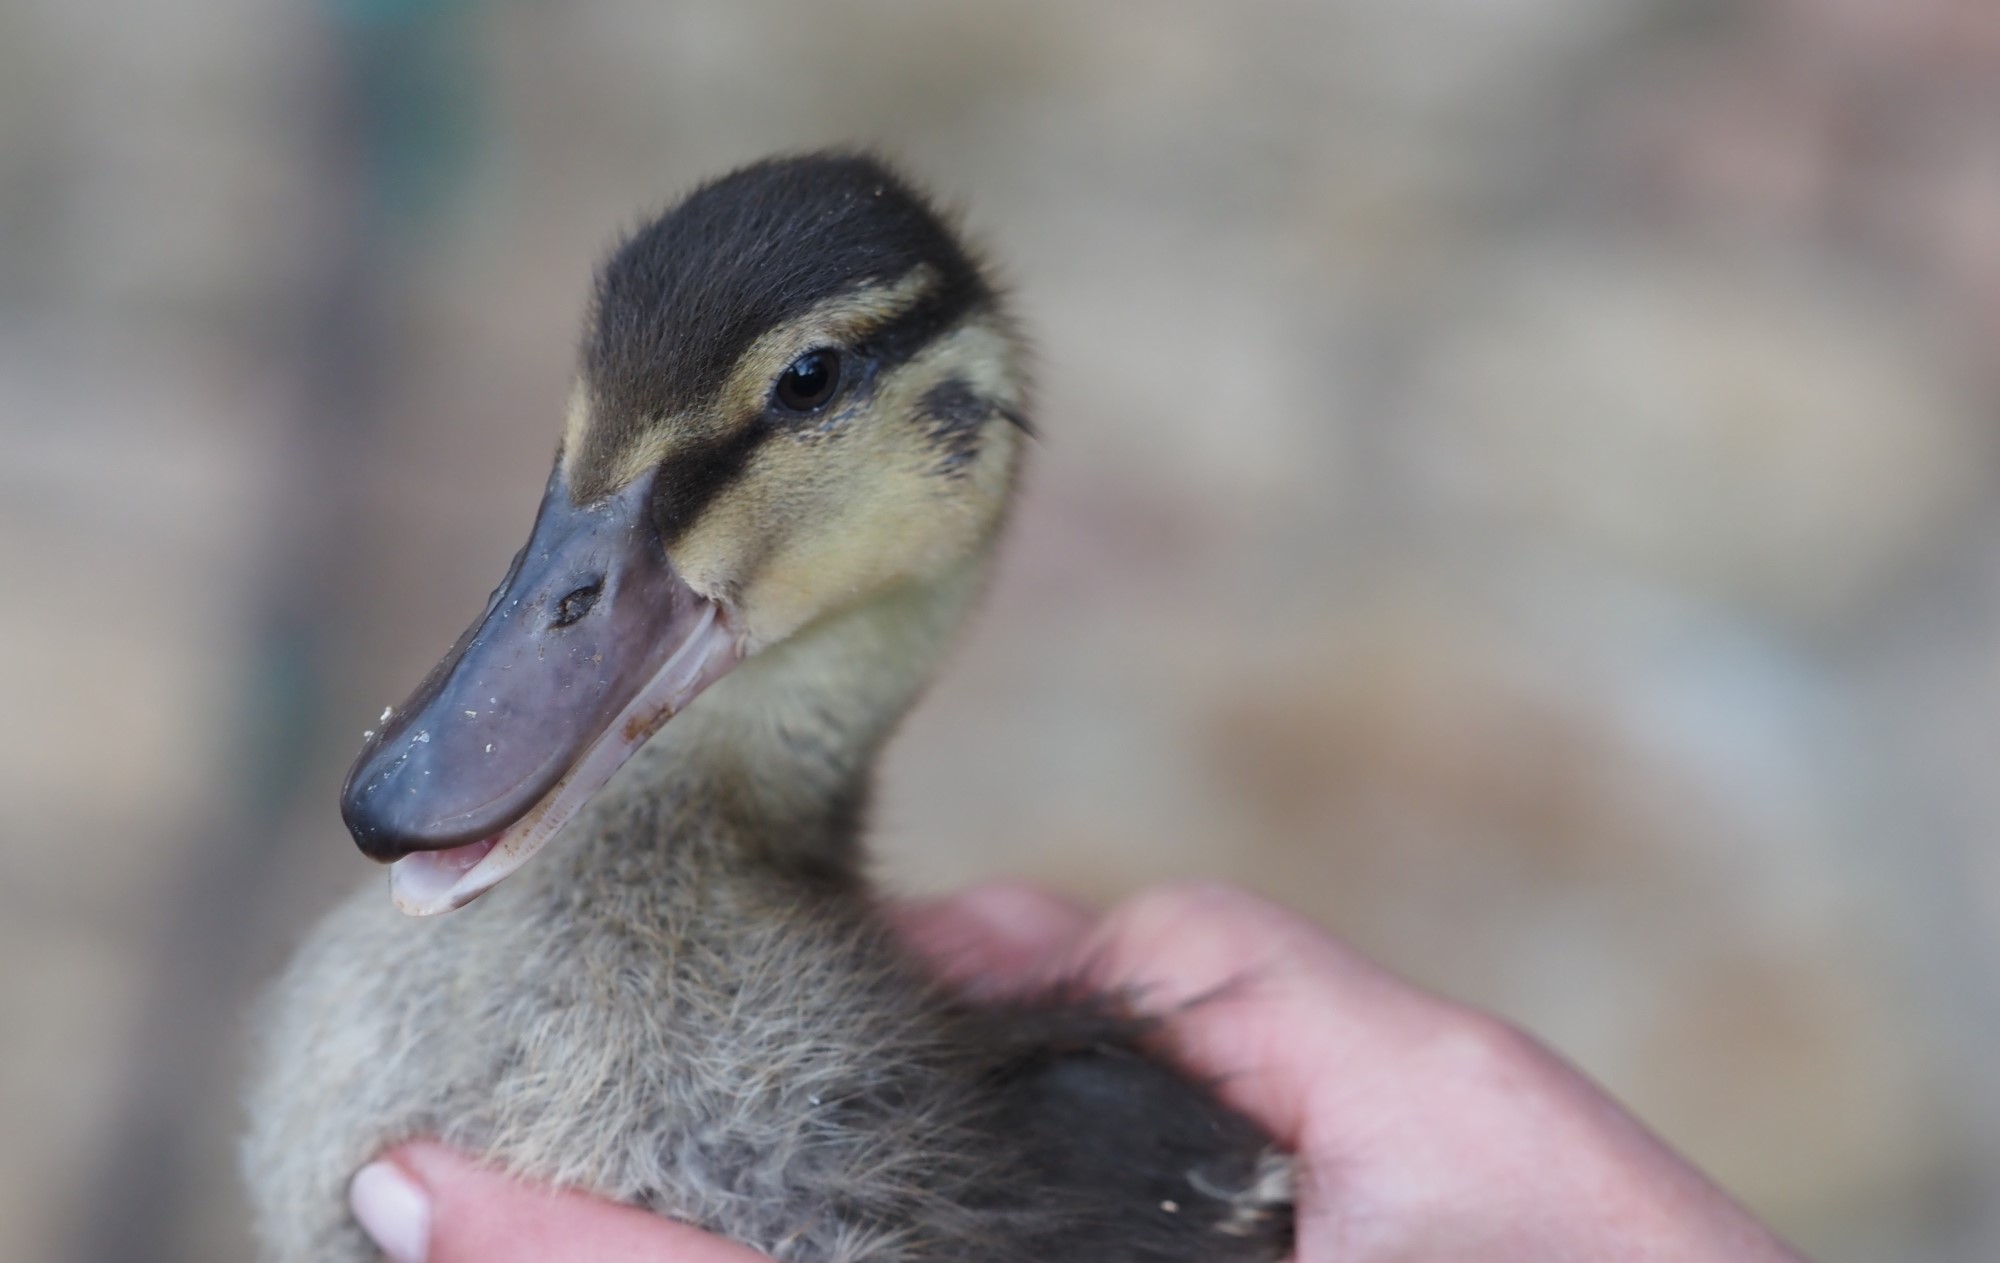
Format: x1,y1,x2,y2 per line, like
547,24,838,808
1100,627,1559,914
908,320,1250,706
340,467,741,915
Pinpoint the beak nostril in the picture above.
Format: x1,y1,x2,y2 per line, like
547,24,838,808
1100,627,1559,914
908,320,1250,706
551,580,603,628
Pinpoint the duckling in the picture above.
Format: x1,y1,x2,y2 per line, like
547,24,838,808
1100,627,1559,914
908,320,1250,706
243,152,1295,1263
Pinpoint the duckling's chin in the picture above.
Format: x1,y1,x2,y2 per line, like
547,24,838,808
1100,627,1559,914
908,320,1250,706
389,602,742,916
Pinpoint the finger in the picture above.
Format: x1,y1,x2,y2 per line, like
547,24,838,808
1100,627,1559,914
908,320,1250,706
894,879,1095,991
1068,881,1460,1151
353,1142,770,1263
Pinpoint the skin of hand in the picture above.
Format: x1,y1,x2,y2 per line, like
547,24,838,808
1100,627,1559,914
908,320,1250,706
350,881,1808,1263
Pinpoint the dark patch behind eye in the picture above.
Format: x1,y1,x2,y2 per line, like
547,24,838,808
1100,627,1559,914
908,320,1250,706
917,378,994,475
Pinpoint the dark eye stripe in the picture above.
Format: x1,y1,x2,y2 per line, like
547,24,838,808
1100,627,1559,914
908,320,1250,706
648,423,768,544
853,280,985,373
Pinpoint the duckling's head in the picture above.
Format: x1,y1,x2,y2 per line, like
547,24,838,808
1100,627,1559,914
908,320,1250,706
341,153,1029,913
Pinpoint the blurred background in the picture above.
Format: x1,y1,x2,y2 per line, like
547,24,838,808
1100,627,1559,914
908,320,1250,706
3,0,1999,1259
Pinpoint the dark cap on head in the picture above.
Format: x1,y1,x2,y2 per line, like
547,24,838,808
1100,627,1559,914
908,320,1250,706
582,153,993,445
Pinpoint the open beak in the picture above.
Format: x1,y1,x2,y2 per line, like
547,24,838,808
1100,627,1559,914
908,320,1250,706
340,468,741,916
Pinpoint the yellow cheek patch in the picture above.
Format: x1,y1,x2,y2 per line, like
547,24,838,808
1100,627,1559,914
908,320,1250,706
716,338,1024,646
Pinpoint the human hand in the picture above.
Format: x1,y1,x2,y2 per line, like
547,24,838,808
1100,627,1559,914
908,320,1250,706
352,881,1806,1262
348,1141,766,1263
905,881,1807,1263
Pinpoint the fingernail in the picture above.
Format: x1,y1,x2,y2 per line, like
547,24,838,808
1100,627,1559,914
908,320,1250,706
350,1159,431,1263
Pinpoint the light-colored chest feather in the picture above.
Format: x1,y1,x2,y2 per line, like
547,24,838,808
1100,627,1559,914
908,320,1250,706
243,777,995,1263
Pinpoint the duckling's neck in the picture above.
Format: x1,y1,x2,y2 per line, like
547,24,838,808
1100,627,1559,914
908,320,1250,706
599,559,988,884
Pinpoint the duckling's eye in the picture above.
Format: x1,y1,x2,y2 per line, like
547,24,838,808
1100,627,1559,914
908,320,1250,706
772,349,841,414
551,580,602,628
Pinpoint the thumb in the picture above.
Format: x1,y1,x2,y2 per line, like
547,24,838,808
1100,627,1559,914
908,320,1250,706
351,1142,769,1263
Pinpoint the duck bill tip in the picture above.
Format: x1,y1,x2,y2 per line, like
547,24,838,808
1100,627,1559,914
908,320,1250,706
343,468,745,913
382,606,740,917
